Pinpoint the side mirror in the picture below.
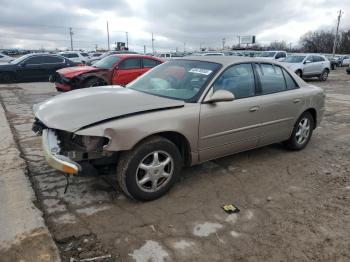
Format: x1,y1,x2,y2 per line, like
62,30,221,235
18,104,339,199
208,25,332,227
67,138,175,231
304,60,311,64
206,90,235,103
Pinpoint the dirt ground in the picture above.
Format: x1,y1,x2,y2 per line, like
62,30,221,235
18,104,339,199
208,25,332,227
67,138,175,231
0,68,349,262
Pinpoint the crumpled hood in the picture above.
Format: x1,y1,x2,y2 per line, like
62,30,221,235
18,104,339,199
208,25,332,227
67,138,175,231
57,66,105,78
33,87,185,132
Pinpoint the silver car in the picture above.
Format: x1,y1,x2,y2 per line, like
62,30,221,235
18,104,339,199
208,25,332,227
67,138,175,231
282,54,330,81
33,57,325,201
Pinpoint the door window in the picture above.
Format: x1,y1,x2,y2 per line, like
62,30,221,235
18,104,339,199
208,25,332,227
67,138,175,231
25,56,45,65
213,63,255,99
256,64,286,94
61,53,79,58
119,58,141,69
282,69,298,90
306,56,314,63
42,56,64,64
143,58,161,68
276,52,286,59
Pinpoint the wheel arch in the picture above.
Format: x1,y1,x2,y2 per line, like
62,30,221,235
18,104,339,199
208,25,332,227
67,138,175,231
82,75,107,86
132,131,192,167
302,108,317,129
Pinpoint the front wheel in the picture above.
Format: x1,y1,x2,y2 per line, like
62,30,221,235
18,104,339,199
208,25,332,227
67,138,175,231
318,69,329,81
285,112,314,150
83,78,104,88
116,136,183,201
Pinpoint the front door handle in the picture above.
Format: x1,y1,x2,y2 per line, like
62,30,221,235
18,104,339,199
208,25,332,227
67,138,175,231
293,98,301,103
249,106,260,112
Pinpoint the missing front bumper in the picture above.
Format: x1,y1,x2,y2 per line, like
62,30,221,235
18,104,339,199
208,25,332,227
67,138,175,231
42,129,81,174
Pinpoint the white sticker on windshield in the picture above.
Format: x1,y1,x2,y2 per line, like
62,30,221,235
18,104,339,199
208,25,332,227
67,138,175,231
189,68,212,75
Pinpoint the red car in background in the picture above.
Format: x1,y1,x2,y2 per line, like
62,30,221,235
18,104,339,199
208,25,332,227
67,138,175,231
50,54,163,92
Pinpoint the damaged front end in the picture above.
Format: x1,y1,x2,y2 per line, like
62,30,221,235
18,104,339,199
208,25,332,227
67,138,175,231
33,119,112,175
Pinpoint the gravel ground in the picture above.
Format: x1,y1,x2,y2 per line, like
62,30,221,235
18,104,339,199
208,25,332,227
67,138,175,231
0,67,349,262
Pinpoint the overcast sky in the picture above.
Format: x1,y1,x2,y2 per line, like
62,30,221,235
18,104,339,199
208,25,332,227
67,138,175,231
0,0,349,52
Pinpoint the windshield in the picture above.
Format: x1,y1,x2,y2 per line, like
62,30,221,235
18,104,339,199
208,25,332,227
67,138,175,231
259,52,276,57
127,60,221,102
283,56,306,63
10,54,31,64
93,55,120,69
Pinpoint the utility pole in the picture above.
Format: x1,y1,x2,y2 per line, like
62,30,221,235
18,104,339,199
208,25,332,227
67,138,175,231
143,45,146,54
107,21,110,51
126,32,129,49
222,38,226,50
183,42,186,53
69,27,74,51
289,42,292,52
151,33,155,55
199,43,202,51
237,36,241,48
332,10,343,57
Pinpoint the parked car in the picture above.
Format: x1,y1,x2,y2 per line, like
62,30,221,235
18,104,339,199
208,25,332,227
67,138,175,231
346,65,350,74
33,56,325,201
342,55,350,67
258,51,287,61
0,53,76,83
155,53,184,60
325,55,337,70
282,54,330,81
0,53,14,63
87,51,138,65
50,54,163,91
59,51,91,64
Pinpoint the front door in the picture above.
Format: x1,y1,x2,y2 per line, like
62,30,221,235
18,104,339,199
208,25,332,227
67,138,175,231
18,56,47,81
113,58,142,85
198,63,261,162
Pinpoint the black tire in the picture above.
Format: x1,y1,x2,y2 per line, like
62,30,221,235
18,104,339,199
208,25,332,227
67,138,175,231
83,78,104,88
0,72,15,83
295,70,302,78
285,112,314,151
318,69,329,81
117,136,183,201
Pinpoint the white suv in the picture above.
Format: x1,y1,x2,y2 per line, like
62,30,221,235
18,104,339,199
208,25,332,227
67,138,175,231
258,50,287,61
58,51,91,64
282,54,330,81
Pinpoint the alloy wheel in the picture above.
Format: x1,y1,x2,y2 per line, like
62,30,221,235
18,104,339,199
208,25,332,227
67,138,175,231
136,151,174,193
295,117,310,145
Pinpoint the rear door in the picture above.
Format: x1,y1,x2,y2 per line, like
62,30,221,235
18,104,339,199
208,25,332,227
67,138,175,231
41,56,66,77
254,63,304,146
113,58,142,85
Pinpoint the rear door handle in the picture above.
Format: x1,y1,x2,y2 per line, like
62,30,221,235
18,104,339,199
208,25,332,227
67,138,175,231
249,106,260,112
293,98,301,103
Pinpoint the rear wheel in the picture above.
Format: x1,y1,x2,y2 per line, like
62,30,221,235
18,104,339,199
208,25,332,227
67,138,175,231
318,69,329,81
285,112,314,150
116,136,183,201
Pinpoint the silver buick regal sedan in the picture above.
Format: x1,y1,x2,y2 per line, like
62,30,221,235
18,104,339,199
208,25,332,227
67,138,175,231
33,56,325,201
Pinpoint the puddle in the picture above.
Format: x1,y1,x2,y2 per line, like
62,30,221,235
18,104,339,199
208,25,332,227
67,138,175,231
193,222,223,237
130,240,169,262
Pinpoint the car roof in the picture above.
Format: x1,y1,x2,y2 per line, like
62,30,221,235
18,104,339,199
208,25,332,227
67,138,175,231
179,56,283,66
111,54,162,60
